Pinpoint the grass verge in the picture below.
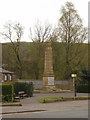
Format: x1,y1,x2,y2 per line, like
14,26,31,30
38,96,90,103
38,96,63,103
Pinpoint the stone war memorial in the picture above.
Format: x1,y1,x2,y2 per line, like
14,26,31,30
42,42,73,92
43,42,56,91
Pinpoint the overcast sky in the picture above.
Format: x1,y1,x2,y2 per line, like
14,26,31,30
0,0,89,43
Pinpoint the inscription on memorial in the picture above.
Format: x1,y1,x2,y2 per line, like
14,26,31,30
48,77,54,85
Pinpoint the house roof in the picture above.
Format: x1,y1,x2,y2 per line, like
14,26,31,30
0,68,14,74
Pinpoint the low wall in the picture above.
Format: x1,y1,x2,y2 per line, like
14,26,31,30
55,84,73,90
18,80,73,90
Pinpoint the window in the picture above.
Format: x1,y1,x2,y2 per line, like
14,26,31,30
10,75,12,81
5,75,7,81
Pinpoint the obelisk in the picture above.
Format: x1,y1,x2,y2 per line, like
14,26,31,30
43,42,55,90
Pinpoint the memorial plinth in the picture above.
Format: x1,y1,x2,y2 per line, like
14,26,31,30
43,42,56,91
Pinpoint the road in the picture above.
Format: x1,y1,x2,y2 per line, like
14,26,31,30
1,93,89,118
2,100,88,118
2,109,88,118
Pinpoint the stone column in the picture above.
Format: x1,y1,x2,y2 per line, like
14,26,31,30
43,42,55,90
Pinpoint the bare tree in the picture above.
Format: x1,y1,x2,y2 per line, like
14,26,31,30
29,21,54,79
58,2,88,78
29,21,53,42
1,22,24,79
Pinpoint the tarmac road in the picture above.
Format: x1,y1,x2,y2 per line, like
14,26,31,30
1,93,89,118
21,92,88,104
2,109,88,118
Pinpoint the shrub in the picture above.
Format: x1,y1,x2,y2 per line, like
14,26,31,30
14,82,34,97
0,83,14,102
77,84,90,93
14,82,26,94
25,82,33,97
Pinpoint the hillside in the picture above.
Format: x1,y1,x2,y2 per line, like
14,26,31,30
2,42,88,80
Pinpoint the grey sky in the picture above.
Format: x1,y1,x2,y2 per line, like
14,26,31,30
0,0,89,42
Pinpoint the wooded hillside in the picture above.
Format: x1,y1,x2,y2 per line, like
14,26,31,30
2,42,88,80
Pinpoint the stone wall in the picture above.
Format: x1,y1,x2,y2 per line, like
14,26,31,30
19,80,73,90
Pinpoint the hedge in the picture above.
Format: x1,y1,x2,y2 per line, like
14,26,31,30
77,84,90,93
25,82,33,97
14,82,34,97
0,83,14,102
14,82,26,94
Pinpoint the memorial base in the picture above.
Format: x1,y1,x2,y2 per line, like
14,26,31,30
43,85,56,92
43,76,55,85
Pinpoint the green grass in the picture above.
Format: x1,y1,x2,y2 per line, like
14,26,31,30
38,96,63,103
38,96,90,103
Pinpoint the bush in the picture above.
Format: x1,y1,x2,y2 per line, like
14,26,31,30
0,83,14,102
25,82,33,97
14,82,26,94
14,82,34,97
77,84,90,93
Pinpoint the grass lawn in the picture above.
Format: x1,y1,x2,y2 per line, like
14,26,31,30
38,96,90,103
38,96,63,103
